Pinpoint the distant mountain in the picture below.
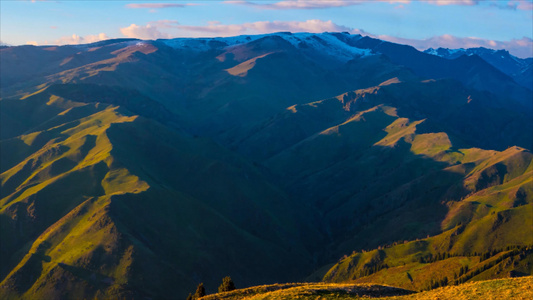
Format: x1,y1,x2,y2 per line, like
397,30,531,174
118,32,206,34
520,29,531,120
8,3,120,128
2,32,530,138
1,32,532,299
424,47,533,90
347,37,532,107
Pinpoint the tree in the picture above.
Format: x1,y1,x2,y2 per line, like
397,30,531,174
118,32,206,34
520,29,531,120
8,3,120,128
218,276,236,293
194,283,206,299
186,293,193,300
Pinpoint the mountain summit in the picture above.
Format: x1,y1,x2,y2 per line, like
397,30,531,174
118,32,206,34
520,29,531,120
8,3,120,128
424,46,533,89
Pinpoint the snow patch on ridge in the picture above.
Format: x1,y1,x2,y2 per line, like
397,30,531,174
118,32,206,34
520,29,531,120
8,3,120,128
285,32,371,60
161,32,372,61
161,34,270,50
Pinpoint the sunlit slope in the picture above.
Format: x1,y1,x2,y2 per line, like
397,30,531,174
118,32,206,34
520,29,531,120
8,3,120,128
311,102,533,290
0,83,177,172
0,96,148,298
201,282,414,300
1,35,419,140
198,277,533,300
0,40,138,92
231,79,533,285
0,87,314,299
323,237,532,291
316,142,533,291
385,276,533,300
235,79,531,162
1,34,532,299
3,34,529,147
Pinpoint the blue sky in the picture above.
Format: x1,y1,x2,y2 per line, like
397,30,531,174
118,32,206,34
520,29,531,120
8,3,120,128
1,0,532,57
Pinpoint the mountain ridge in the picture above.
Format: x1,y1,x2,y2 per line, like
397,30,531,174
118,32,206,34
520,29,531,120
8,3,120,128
1,31,532,299
424,46,533,90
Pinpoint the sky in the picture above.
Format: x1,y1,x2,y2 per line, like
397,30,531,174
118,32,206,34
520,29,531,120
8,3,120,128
1,0,532,58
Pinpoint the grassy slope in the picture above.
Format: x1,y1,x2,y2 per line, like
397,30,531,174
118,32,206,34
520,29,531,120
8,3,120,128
258,81,532,253
319,134,532,290
0,87,315,299
201,282,414,300
318,149,533,290
198,276,533,300
2,37,418,142
234,80,533,291
1,41,532,299
320,138,533,290
385,276,533,300
2,81,530,299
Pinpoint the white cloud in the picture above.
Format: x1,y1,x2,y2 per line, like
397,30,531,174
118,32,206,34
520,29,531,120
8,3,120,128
125,3,197,9
224,0,412,10
148,20,181,28
54,33,109,45
84,33,110,44
511,0,533,10
121,19,358,38
120,23,172,39
180,19,355,35
422,0,479,5
26,33,109,46
224,0,360,10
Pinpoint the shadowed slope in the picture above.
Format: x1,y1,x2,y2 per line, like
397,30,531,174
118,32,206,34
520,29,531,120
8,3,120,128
229,79,533,288
1,33,532,298
0,87,315,299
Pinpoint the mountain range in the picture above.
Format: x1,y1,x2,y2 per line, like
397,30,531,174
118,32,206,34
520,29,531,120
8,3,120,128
1,32,532,299
424,46,533,89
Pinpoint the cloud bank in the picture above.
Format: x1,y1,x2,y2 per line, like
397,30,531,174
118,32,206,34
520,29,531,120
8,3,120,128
226,0,530,10
119,20,361,39
27,33,109,46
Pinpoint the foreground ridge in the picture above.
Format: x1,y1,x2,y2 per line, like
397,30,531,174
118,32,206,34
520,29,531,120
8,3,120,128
200,276,533,300
200,282,414,300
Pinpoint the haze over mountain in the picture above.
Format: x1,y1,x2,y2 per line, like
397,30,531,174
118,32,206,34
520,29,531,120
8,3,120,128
1,32,532,299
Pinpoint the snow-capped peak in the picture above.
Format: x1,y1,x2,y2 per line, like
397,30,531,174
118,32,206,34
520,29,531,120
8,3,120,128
160,32,372,61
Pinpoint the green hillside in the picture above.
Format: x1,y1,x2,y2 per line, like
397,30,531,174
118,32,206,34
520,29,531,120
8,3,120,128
198,276,533,300
2,82,531,298
2,80,531,298
0,87,315,298
200,282,414,300
1,36,532,299
386,276,533,300
234,80,533,292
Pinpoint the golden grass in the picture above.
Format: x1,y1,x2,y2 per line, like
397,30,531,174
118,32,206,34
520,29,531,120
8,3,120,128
385,276,533,300
225,52,275,77
201,282,414,300
200,277,532,300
